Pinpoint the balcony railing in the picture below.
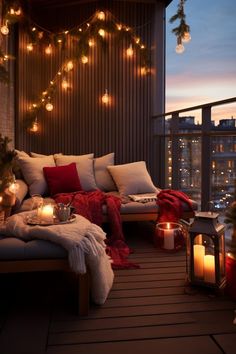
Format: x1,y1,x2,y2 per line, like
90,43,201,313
153,96,236,211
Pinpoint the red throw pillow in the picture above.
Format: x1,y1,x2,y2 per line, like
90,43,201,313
43,163,82,196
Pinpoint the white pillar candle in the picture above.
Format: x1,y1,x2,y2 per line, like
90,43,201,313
163,222,175,250
40,205,54,223
204,255,215,283
194,244,205,278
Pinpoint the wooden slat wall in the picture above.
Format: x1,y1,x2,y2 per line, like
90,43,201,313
16,0,164,176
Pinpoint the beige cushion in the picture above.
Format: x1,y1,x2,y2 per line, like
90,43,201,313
55,154,97,191
94,153,117,191
107,161,157,196
18,156,56,196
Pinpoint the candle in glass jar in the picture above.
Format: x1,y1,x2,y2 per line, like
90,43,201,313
163,222,175,250
40,204,54,223
204,255,215,283
193,244,205,278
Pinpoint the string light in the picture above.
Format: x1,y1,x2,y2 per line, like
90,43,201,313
98,28,105,37
97,11,105,20
117,24,122,31
66,61,73,71
135,37,140,44
45,44,52,55
88,38,95,47
1,23,9,35
27,43,34,51
126,44,134,57
81,55,88,64
30,118,39,132
45,102,53,111
102,89,109,104
175,37,185,54
182,31,191,43
61,79,69,89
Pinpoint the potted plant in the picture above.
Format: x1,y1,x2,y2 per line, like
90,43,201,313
224,201,236,300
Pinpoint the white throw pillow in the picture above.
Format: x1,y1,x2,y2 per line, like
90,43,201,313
94,153,117,191
18,156,56,196
107,161,157,196
55,154,97,191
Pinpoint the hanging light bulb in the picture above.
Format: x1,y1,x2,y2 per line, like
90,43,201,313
88,38,95,47
126,44,134,57
14,8,22,16
117,24,122,31
61,79,69,89
98,28,105,37
182,31,191,43
27,43,34,51
135,37,140,44
45,44,52,55
175,37,185,54
81,55,88,64
45,102,53,111
66,60,73,71
30,118,39,132
9,8,15,15
97,11,105,20
1,23,9,35
102,89,109,104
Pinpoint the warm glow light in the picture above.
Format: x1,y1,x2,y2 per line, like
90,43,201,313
140,44,145,49
98,28,105,37
81,55,88,64
97,11,105,20
135,37,140,44
32,27,36,32
61,79,69,89
176,43,185,54
10,8,15,15
140,67,149,76
45,102,53,111
102,89,109,104
45,44,52,55
126,44,133,57
88,38,95,47
27,43,33,51
66,60,74,71
30,118,39,132
0,196,2,204
8,182,19,194
1,24,9,35
15,8,22,16
117,24,122,30
182,31,191,43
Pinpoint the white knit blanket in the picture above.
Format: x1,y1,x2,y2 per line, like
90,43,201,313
2,211,114,305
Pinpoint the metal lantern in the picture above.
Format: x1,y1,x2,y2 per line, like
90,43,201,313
187,212,226,289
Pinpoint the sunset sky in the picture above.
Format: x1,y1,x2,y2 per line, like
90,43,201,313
166,0,236,123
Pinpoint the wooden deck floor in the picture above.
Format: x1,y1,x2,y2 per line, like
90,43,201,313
0,222,236,354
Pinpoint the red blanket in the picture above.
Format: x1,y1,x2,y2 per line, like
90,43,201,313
156,189,193,222
54,191,139,269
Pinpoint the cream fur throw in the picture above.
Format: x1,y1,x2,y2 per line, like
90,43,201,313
2,211,114,305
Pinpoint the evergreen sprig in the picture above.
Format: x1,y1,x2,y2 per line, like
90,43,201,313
169,0,190,39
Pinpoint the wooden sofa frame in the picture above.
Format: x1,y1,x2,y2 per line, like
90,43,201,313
0,210,195,316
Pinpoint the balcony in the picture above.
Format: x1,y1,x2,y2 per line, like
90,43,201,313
153,96,236,212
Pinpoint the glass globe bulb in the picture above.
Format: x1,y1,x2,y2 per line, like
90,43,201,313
98,28,105,37
175,43,185,54
45,102,53,111
66,61,73,71
30,120,39,132
81,55,88,64
88,39,95,47
61,79,69,89
97,11,105,20
27,43,33,51
182,32,191,43
45,44,52,55
102,90,109,104
126,45,133,57
1,25,9,35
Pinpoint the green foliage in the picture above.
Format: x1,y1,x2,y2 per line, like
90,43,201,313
169,0,190,39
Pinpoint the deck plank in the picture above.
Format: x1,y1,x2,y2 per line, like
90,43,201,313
213,333,236,354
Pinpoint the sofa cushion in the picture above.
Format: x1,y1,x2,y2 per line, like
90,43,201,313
43,163,82,196
17,155,56,196
108,161,157,196
12,179,29,212
55,154,97,191
94,153,117,191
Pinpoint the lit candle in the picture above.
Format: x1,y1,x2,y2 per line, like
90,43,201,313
0,196,2,204
204,255,215,283
193,244,205,278
163,222,174,250
40,204,54,223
